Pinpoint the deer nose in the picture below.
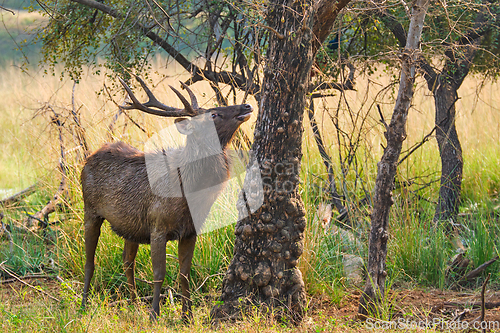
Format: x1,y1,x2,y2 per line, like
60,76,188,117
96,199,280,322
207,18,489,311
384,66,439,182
243,104,253,111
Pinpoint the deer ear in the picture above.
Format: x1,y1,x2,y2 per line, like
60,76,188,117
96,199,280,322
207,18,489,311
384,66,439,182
174,118,193,135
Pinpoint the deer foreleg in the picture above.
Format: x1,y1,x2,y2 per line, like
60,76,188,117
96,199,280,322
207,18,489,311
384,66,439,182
178,234,196,322
150,234,167,320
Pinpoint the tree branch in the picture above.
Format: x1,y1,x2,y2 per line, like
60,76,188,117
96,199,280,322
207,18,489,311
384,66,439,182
311,61,356,93
375,9,407,47
69,0,255,93
373,7,439,90
69,0,354,98
313,0,352,52
308,98,348,221
0,184,37,206
0,5,15,14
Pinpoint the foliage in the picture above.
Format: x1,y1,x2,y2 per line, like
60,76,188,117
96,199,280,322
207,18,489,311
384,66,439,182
24,0,268,92
318,0,500,78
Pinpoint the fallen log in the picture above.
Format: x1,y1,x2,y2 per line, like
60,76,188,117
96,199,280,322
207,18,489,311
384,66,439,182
0,184,37,206
462,256,499,282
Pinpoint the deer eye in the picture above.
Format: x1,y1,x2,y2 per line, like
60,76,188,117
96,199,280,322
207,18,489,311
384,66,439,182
211,113,219,119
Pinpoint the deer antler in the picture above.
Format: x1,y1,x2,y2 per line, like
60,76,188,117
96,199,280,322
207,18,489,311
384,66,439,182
119,76,199,117
179,81,199,109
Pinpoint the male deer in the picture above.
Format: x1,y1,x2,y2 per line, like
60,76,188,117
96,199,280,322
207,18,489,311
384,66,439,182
80,76,252,321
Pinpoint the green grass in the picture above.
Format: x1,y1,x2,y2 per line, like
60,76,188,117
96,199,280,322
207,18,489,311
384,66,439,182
0,59,500,331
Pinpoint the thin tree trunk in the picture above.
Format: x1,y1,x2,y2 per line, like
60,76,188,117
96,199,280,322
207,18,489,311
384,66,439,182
358,0,429,317
376,1,495,226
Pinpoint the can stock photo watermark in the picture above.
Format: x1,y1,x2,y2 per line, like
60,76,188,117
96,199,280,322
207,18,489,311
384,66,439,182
365,317,500,331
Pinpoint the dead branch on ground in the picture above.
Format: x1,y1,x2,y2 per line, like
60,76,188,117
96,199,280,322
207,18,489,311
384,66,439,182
0,184,37,206
462,256,499,282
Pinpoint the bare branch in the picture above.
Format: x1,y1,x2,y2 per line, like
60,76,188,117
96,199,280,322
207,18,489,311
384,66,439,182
463,256,498,282
0,263,60,302
481,273,492,333
398,125,436,165
311,61,356,95
0,5,15,14
308,98,348,221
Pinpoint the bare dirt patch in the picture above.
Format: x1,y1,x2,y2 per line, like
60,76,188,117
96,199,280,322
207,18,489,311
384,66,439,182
306,287,500,331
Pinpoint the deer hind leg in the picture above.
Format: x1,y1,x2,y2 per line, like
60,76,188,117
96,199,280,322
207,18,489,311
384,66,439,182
178,234,196,322
123,240,140,302
81,212,104,309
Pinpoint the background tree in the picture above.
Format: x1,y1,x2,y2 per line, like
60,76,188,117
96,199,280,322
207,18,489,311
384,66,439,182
326,0,500,227
376,0,500,226
357,0,429,316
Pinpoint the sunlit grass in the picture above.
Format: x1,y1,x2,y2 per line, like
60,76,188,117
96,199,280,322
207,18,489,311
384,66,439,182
0,60,499,330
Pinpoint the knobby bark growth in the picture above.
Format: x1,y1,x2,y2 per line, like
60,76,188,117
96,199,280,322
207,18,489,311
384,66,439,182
211,0,350,324
358,0,429,317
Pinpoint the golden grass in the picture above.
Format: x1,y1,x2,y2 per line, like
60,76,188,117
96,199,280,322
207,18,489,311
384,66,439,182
0,60,499,332
0,60,258,191
1,61,499,188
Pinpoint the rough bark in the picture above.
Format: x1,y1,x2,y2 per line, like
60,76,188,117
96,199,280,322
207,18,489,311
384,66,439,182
433,84,463,223
358,0,429,317
211,0,351,324
210,1,314,323
430,7,490,223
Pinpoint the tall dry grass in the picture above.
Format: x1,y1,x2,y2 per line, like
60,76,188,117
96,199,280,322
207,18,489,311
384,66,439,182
0,61,499,330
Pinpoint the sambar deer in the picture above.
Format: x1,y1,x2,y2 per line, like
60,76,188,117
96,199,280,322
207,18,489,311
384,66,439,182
80,76,252,321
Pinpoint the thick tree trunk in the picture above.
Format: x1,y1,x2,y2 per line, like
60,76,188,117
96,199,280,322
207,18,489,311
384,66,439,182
211,0,351,324
433,84,463,223
358,0,429,317
211,1,315,323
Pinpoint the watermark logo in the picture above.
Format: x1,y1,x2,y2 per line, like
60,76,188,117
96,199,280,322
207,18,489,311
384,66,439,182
144,115,264,234
366,317,500,330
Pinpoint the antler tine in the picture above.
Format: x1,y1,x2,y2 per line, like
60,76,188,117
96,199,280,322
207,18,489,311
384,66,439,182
134,75,180,111
118,77,147,111
179,81,199,110
117,76,195,117
169,85,197,116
